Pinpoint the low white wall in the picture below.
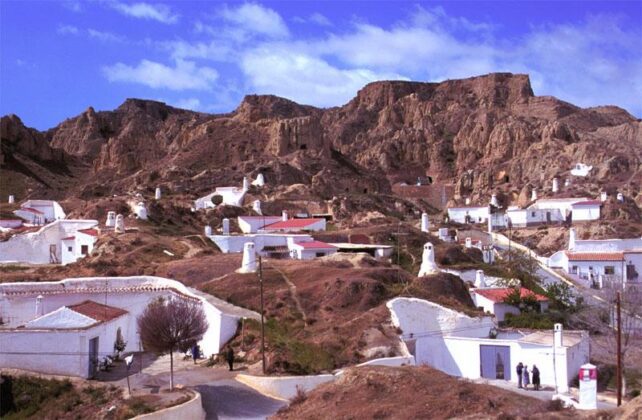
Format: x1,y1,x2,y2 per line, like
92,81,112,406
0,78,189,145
133,391,205,420
236,373,335,401
356,356,415,368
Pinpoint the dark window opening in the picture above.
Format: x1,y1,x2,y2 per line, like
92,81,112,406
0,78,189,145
363,188,368,194
81,245,89,255
315,252,325,257
504,175,510,183
68,246,73,252
300,144,307,150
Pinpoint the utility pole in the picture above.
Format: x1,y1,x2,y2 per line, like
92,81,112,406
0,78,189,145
259,256,266,374
616,291,622,407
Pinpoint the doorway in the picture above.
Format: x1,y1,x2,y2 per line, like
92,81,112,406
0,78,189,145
480,345,511,380
88,337,99,378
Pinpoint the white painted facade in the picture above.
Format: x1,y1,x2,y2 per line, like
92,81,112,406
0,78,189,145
470,290,549,322
571,163,593,177
0,219,23,229
208,233,314,254
13,200,66,225
387,298,589,393
0,220,98,265
289,241,337,260
0,276,239,377
447,206,489,224
238,216,282,234
194,187,247,210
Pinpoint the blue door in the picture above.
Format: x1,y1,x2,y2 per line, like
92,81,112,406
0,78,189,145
480,345,511,380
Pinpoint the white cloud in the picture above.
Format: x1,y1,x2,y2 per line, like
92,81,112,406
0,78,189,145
57,24,79,35
88,29,126,43
62,1,82,13
172,97,201,110
136,6,642,115
103,59,218,90
107,1,178,24
241,48,406,107
219,3,289,38
294,13,332,27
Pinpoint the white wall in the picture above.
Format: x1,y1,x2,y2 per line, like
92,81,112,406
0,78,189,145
238,217,282,233
0,220,98,264
447,207,489,224
209,233,312,254
264,219,326,233
571,205,600,221
0,276,239,359
194,187,246,210
0,315,127,378
574,237,642,252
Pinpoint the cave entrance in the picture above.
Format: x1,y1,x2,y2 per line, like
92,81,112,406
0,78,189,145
299,144,307,150
503,175,510,183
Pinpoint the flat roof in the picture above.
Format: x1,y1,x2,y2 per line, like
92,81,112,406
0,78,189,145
519,330,585,347
329,243,393,250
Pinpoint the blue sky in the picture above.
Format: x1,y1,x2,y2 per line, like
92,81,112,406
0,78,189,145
1,1,641,130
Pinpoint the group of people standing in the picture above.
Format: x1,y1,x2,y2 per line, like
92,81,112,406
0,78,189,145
516,362,540,390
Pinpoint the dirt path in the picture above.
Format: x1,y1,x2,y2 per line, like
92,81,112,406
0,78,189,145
179,238,201,259
267,263,308,324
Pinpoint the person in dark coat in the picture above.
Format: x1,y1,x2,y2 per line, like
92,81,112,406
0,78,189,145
532,365,541,390
522,365,530,389
192,344,200,364
226,347,234,371
516,362,524,388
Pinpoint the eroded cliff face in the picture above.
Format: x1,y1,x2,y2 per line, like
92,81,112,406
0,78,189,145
2,72,641,206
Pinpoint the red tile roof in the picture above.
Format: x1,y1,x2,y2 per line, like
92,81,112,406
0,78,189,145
263,218,323,230
566,251,624,261
62,236,76,240
475,288,548,303
68,300,127,322
572,200,602,206
295,240,336,249
78,228,99,237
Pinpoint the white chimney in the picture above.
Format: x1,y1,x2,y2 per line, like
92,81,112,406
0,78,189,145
239,242,257,273
8,195,15,204
115,214,125,233
438,228,450,242
155,187,161,200
564,179,570,188
282,210,288,221
105,211,116,227
569,228,576,251
465,237,472,248
475,270,486,288
617,192,624,202
490,194,499,207
531,189,537,202
254,173,265,187
487,209,493,234
465,197,471,205
552,178,559,193
421,213,429,232
554,323,563,347
418,242,439,276
253,200,262,215
242,177,250,191
204,225,212,236
35,295,44,317
135,202,148,220
600,191,607,202
222,218,230,235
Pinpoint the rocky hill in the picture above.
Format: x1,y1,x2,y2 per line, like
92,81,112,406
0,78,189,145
2,73,641,210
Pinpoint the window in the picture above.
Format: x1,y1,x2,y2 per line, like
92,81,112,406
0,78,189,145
605,266,615,275
81,245,89,255
531,212,536,217
316,252,325,257
67,246,73,252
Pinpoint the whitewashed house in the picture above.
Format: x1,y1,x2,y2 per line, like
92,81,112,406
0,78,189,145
289,240,337,260
0,220,99,265
571,163,593,177
0,276,240,378
447,206,489,225
194,186,247,210
548,230,642,287
261,218,326,233
238,216,282,233
13,200,66,225
387,297,588,393
471,288,549,322
0,219,23,229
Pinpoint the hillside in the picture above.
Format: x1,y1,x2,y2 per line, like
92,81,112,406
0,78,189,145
2,73,640,212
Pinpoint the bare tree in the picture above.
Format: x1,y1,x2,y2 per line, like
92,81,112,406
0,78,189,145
137,297,209,390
